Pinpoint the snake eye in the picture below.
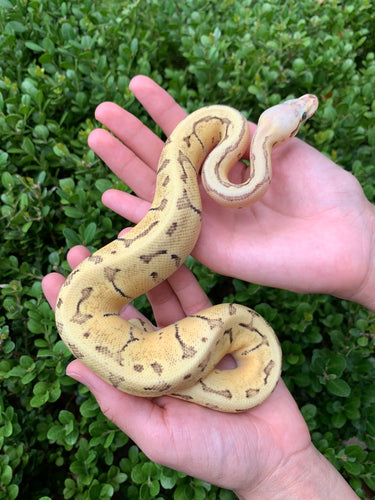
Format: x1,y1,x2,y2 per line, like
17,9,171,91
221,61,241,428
301,111,307,121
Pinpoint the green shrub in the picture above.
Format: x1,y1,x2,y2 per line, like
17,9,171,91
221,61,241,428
1,0,374,498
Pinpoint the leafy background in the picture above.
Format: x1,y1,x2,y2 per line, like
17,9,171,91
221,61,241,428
1,0,375,498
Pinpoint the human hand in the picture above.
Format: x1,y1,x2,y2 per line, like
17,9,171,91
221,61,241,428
88,75,375,309
42,244,310,495
42,245,359,498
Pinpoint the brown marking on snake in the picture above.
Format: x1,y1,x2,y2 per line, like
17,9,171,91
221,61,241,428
66,342,84,359
171,254,182,267
166,222,178,236
95,327,140,367
150,271,159,281
240,328,270,356
118,221,159,248
223,328,233,344
229,303,237,315
210,116,250,190
151,362,163,376
104,267,131,298
193,314,224,330
157,157,170,174
56,298,63,309
120,327,140,352
143,382,172,392
62,268,80,287
95,343,128,367
171,393,194,401
184,373,192,380
177,150,191,182
95,345,112,356
174,324,197,359
88,255,104,264
137,318,154,332
108,373,125,388
176,189,202,215
149,198,168,212
70,287,93,324
246,388,260,398
140,249,168,264
204,403,220,410
134,364,144,372
264,359,276,384
199,379,232,399
198,353,211,372
83,332,90,338
184,115,231,153
56,321,64,335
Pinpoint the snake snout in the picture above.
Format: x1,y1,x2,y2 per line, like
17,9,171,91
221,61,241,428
299,94,319,120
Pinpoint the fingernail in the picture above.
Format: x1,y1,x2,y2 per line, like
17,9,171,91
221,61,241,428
66,369,91,391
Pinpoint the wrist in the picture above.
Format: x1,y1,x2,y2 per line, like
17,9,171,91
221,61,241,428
234,443,359,500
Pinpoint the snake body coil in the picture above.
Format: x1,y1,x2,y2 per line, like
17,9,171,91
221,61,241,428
55,95,318,412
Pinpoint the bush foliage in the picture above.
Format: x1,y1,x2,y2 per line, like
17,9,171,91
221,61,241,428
1,0,375,498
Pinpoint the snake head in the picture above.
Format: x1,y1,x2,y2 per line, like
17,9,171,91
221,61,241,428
257,94,319,145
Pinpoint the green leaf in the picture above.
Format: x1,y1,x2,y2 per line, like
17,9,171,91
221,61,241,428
326,353,346,376
63,228,82,247
2,172,15,189
6,21,27,33
61,22,75,41
301,404,317,421
0,0,13,8
30,393,49,408
7,484,19,500
83,222,97,244
131,463,147,484
63,206,84,218
326,378,351,397
160,468,177,489
25,41,45,52
95,179,113,193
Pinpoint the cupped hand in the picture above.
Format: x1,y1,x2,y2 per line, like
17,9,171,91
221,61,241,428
88,75,374,305
42,244,311,495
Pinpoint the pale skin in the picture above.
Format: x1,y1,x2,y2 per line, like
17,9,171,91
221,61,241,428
42,75,375,498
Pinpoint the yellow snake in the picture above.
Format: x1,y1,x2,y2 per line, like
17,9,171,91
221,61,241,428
55,94,318,412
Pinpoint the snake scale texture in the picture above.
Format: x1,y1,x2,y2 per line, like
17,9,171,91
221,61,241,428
55,95,318,412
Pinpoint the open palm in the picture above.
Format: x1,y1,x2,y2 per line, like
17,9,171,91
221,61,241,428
89,75,374,304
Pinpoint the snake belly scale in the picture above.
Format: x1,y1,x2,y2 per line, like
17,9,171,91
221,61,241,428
55,95,318,412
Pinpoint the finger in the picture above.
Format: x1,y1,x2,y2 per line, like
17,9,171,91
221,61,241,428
93,102,164,170
147,265,212,327
65,359,211,470
129,75,187,136
102,189,150,224
42,273,65,310
66,360,161,441
164,264,212,316
42,246,91,310
146,279,185,328
67,245,91,269
88,127,157,203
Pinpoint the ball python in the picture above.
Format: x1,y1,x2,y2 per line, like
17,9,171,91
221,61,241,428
55,94,318,412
